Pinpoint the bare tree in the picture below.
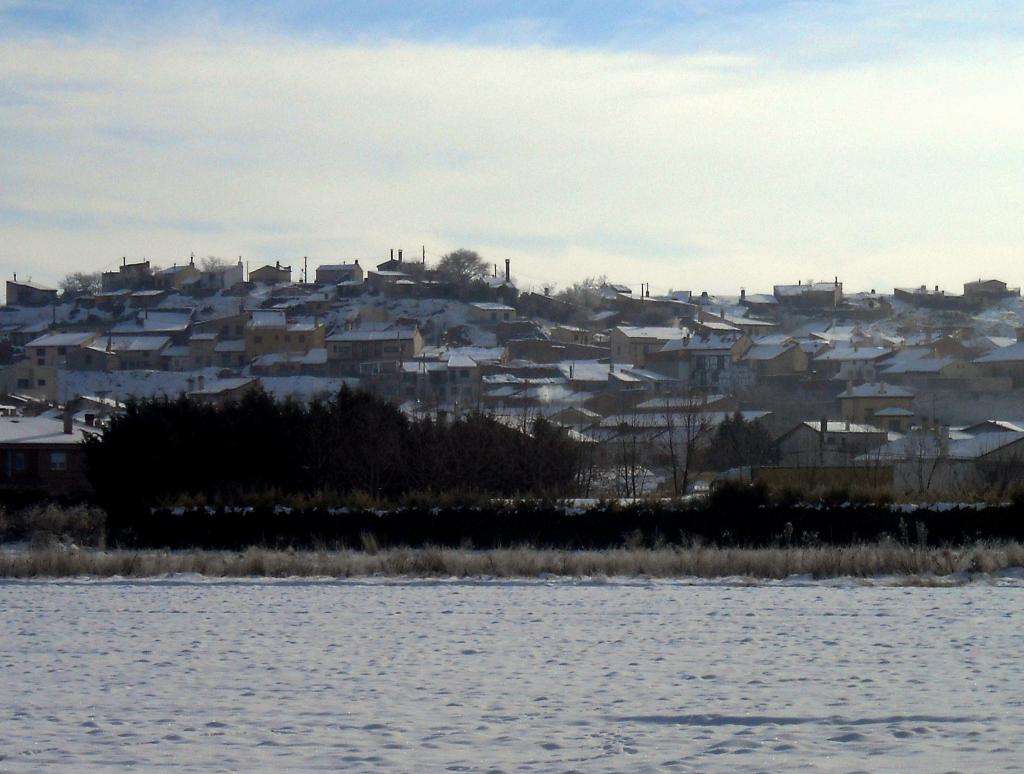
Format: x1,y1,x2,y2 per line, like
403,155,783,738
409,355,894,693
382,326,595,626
199,256,232,272
60,271,102,297
661,392,712,496
437,249,488,285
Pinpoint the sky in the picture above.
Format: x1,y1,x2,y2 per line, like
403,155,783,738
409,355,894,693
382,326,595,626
2,1,1024,297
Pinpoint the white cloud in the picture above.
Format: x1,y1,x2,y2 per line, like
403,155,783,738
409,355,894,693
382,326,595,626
2,33,1024,295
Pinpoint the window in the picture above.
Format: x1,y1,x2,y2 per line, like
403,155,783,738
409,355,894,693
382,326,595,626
13,452,25,472
49,451,67,471
37,379,46,387
254,336,263,344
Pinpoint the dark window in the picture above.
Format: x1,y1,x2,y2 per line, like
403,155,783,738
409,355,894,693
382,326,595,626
49,451,67,471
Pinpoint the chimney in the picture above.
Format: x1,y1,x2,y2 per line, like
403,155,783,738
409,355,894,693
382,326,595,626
422,245,426,264
935,285,939,292
820,417,827,434
391,249,394,261
276,260,280,269
505,258,510,282
398,249,403,263
355,259,359,266
740,288,746,301
63,401,74,435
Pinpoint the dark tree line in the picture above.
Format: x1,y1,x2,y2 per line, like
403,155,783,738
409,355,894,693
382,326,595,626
84,387,582,510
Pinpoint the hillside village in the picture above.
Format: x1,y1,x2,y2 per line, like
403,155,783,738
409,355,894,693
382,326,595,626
3,249,1024,498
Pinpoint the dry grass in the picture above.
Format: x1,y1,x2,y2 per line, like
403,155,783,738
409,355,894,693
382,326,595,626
3,541,1024,581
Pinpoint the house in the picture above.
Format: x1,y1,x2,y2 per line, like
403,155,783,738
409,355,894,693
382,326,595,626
101,259,154,292
776,420,890,466
610,326,691,366
6,278,58,307
738,290,780,317
111,310,194,345
24,332,97,368
868,429,1024,494
192,312,249,340
877,347,977,390
0,414,96,495
974,334,1024,387
893,285,970,310
644,333,753,392
326,326,424,373
315,262,364,285
249,262,292,285
188,332,220,369
741,340,809,380
399,352,481,406
963,279,1019,305
468,302,517,324
250,348,328,377
773,279,842,309
199,259,245,291
550,325,598,347
188,376,260,407
214,339,248,369
66,336,171,371
837,382,915,431
376,249,409,273
153,259,200,291
366,270,412,293
812,344,892,381
244,311,326,360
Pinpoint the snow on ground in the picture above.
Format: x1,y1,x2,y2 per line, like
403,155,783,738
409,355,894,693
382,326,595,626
1,579,1022,772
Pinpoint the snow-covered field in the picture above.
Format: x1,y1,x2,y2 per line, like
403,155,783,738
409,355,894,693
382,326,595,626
2,578,1022,772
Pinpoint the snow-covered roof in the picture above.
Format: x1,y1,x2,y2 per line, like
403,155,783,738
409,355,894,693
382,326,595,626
0,416,96,445
873,407,915,417
556,361,611,382
102,335,171,353
214,339,246,353
470,302,516,312
248,310,288,329
814,345,892,362
975,341,1024,363
742,344,793,361
837,382,914,399
659,333,737,353
447,353,477,368
26,331,95,348
879,348,957,374
698,320,740,332
190,377,256,396
799,420,885,434
8,279,56,291
327,327,418,342
615,325,689,340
